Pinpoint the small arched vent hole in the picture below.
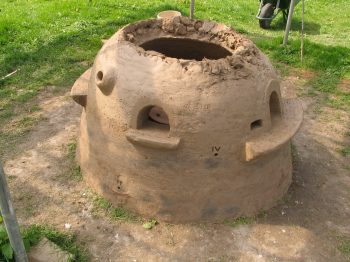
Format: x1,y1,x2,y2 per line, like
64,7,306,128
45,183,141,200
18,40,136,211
137,106,170,132
251,119,263,130
269,91,282,125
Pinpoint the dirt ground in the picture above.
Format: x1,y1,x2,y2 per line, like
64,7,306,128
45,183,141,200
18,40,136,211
3,71,350,261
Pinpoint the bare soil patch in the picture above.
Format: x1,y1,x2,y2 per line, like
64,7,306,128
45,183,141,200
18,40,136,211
3,75,350,261
338,79,350,93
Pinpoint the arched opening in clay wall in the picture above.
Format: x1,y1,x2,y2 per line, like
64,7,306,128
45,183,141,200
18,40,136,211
137,105,170,132
269,91,282,124
140,37,232,61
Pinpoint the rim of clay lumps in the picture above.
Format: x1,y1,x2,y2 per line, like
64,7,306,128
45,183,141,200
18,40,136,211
116,18,258,68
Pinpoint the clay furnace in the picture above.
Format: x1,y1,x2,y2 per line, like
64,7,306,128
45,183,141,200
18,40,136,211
71,17,303,222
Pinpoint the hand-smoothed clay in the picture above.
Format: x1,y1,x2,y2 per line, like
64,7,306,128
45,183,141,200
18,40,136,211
71,17,303,222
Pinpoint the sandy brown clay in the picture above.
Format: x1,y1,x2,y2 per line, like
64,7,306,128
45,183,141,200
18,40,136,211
71,17,303,222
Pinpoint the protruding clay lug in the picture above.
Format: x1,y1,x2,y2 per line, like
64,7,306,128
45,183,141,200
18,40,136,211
245,99,303,161
126,130,180,150
71,68,91,107
95,66,116,93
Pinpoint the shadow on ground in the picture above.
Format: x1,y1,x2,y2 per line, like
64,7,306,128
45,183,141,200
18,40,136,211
270,16,321,35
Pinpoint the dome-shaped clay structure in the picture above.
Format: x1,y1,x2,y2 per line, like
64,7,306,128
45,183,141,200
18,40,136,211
71,17,303,222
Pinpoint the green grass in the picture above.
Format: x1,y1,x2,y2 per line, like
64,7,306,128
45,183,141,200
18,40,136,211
338,237,350,259
339,146,350,157
65,141,83,181
224,216,255,227
1,216,87,261
223,209,269,227
24,225,88,262
93,195,152,223
93,195,112,210
111,207,139,222
92,195,140,223
0,0,349,146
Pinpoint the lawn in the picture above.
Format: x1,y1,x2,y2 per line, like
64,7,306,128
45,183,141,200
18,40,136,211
0,0,349,154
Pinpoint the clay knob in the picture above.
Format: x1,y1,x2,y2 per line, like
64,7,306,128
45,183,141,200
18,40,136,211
95,67,116,91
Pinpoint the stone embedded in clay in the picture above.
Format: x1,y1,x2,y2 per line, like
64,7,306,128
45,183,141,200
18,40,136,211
199,20,216,33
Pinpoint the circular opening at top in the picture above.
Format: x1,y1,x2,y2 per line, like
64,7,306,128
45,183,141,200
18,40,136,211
140,37,232,61
96,71,104,81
